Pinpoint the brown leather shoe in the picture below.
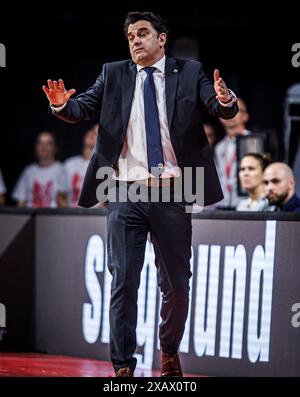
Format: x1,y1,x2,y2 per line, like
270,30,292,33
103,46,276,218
161,352,183,377
115,367,133,377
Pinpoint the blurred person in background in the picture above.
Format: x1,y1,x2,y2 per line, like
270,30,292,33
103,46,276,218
64,124,98,207
215,97,251,209
264,162,300,212
12,131,67,208
192,123,219,212
0,169,6,205
293,138,300,197
203,122,217,152
236,153,269,211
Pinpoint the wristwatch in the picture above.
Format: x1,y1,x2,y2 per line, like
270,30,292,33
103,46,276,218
220,91,233,104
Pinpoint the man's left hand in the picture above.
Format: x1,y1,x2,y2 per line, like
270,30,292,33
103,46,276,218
213,69,232,104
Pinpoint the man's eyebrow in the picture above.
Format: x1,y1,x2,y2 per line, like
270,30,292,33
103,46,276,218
127,27,150,37
264,178,280,183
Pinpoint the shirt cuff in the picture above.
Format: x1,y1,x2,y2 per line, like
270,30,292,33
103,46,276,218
50,103,67,112
217,89,237,107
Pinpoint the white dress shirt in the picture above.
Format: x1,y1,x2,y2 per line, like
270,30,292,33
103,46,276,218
115,55,182,181
215,129,251,208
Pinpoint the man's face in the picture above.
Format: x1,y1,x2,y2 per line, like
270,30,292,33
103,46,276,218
203,124,216,147
219,99,249,133
83,127,98,149
35,133,56,161
127,20,166,66
263,167,293,205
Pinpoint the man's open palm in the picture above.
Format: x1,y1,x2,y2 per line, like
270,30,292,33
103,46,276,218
213,69,231,103
42,79,76,106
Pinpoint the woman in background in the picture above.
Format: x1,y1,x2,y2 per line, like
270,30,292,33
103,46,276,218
236,153,269,211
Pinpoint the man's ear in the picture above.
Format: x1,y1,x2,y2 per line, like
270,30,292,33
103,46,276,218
242,111,250,124
159,33,167,47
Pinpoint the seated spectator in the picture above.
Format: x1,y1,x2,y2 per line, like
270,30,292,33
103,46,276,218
263,162,300,212
64,124,98,207
236,153,269,211
0,169,6,205
215,97,251,209
12,131,67,208
203,122,217,152
293,139,300,197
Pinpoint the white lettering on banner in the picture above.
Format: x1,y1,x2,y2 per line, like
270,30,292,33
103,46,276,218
219,245,247,359
193,221,276,362
82,235,104,343
194,245,220,357
101,244,112,344
247,221,276,363
82,221,276,367
135,241,157,369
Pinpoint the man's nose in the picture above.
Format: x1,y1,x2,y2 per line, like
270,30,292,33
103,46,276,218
133,37,141,46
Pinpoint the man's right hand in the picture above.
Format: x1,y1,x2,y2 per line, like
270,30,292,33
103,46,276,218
42,79,76,106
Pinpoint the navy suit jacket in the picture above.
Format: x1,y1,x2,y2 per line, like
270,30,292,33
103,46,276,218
53,56,238,207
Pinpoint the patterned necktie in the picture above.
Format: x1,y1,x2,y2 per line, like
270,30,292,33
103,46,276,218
143,67,164,177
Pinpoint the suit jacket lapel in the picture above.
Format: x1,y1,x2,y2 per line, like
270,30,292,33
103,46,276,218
121,57,178,134
122,60,137,134
165,57,179,130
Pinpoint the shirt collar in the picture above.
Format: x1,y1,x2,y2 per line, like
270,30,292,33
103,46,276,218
137,55,166,74
226,129,251,143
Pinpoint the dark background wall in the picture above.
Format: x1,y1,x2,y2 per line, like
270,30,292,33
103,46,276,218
0,0,299,202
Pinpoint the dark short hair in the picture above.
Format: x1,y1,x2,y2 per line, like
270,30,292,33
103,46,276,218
240,152,270,171
123,11,169,48
36,131,57,145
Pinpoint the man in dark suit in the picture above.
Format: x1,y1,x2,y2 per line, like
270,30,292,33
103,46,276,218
43,11,238,377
